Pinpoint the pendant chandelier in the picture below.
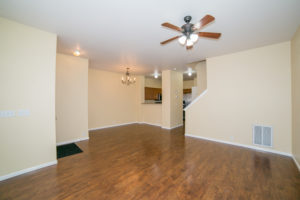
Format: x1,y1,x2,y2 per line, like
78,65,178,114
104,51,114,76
121,68,136,85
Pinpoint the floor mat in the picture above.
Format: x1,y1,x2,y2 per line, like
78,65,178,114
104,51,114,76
57,143,83,159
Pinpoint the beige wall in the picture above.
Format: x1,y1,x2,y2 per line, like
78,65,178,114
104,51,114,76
88,72,162,128
0,18,57,177
136,76,162,126
193,78,197,87
136,76,145,122
145,77,162,88
139,104,162,126
162,71,171,128
88,69,138,129
171,71,183,128
292,27,300,165
186,42,292,154
162,70,183,129
56,54,88,144
183,80,195,89
195,61,207,95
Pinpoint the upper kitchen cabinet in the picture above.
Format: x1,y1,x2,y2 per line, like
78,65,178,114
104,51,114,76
144,77,162,101
145,87,162,100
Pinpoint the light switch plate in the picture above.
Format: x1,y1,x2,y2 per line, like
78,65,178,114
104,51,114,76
0,110,15,118
0,110,30,118
17,110,30,116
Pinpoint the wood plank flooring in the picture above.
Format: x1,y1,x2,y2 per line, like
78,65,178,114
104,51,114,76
0,124,300,199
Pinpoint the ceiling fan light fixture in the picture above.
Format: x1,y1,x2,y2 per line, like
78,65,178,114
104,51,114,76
190,33,199,43
186,39,193,47
178,35,187,45
160,15,221,50
193,22,201,30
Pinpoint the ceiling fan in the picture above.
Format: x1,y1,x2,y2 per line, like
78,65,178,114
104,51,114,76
160,15,221,50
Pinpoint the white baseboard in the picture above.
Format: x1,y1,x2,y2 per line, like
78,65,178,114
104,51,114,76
140,123,183,130
162,124,183,130
0,160,57,182
89,122,183,131
138,122,161,127
56,137,89,146
185,134,292,157
292,156,300,172
88,122,137,131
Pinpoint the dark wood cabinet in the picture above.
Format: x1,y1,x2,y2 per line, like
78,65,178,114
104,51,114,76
183,88,192,94
145,87,162,100
145,87,191,100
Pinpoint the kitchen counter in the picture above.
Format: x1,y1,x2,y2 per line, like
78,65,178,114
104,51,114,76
142,101,162,104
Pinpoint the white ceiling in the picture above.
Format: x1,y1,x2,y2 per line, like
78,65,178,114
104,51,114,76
1,0,300,76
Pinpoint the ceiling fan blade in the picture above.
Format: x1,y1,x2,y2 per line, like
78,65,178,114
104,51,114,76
162,22,182,32
194,15,215,30
198,32,221,39
186,45,193,50
160,36,181,45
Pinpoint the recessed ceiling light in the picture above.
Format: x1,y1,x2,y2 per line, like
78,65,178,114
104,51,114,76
153,70,160,79
73,50,80,56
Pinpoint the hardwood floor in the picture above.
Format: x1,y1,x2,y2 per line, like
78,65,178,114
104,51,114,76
0,124,300,199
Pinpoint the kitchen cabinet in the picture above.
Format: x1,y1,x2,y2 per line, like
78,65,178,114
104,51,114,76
183,88,192,94
145,87,162,100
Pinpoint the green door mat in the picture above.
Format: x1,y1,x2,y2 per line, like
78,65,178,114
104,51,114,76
57,143,83,159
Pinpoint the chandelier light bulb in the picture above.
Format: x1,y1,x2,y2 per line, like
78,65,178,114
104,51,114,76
178,35,187,45
188,72,192,76
190,34,199,43
121,68,136,85
186,39,193,47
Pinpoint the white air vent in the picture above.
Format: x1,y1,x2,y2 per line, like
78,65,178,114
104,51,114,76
253,125,272,147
